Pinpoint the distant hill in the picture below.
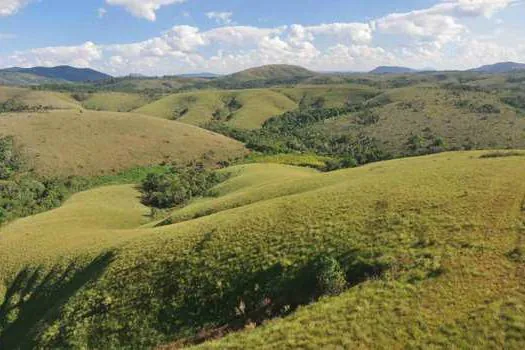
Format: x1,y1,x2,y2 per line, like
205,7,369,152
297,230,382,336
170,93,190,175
369,66,417,74
0,71,57,85
177,72,221,78
0,65,111,82
226,64,315,82
469,61,525,73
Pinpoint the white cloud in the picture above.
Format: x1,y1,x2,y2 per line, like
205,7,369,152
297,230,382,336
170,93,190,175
206,11,234,25
98,8,107,19
105,0,186,21
2,0,523,75
375,0,515,45
8,42,103,68
0,0,34,16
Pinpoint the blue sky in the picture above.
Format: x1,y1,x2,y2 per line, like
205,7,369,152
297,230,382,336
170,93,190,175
0,0,524,75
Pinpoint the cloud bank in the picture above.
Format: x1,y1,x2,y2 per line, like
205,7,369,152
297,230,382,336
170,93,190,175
1,0,523,75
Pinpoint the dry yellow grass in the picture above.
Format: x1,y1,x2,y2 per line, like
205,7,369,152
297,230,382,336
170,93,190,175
0,110,246,176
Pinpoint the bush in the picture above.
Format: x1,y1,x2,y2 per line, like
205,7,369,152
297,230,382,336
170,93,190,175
314,256,347,296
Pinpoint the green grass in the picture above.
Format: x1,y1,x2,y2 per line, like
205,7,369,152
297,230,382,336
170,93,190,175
243,153,333,169
0,86,80,110
134,86,380,130
0,109,246,176
274,85,380,108
81,92,153,112
135,89,298,129
318,85,525,155
1,151,524,348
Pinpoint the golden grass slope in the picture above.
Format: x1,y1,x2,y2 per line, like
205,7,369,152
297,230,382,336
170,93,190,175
134,89,298,129
0,86,80,110
0,110,246,176
1,151,524,348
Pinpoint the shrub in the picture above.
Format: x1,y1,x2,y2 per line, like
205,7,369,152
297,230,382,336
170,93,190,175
314,256,347,296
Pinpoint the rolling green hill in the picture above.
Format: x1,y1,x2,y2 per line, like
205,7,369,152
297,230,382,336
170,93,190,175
318,85,525,154
80,92,154,112
0,109,246,176
1,152,524,348
0,72,58,86
226,65,315,82
0,86,80,110
134,86,380,130
1,66,111,82
135,89,298,129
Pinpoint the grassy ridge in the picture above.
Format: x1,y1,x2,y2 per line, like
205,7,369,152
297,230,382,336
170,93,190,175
134,86,379,130
135,89,298,129
81,92,154,112
0,152,524,348
0,109,246,176
0,86,80,110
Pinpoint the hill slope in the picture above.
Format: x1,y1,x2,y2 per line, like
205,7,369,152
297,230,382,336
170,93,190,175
0,86,80,110
135,89,298,129
0,110,246,176
0,71,58,86
134,86,379,129
0,152,524,348
1,66,111,82
313,85,525,155
470,61,525,73
370,66,417,74
226,64,315,81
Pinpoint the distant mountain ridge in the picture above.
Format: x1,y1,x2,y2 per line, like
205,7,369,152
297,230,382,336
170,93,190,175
0,65,111,83
369,66,418,74
469,61,525,73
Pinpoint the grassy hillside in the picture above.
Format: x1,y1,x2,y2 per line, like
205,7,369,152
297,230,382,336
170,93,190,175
0,110,246,176
135,89,298,129
274,85,380,108
1,152,524,348
135,86,380,130
226,65,315,82
81,92,154,112
318,85,525,154
0,86,80,110
0,72,57,86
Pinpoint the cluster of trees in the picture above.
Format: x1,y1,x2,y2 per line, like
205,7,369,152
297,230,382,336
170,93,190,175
0,177,89,224
0,136,92,224
405,129,447,155
207,107,390,170
502,94,525,111
0,99,51,113
141,164,227,209
0,136,21,179
455,100,501,114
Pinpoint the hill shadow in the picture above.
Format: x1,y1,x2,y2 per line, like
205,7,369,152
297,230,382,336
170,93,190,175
0,251,115,349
